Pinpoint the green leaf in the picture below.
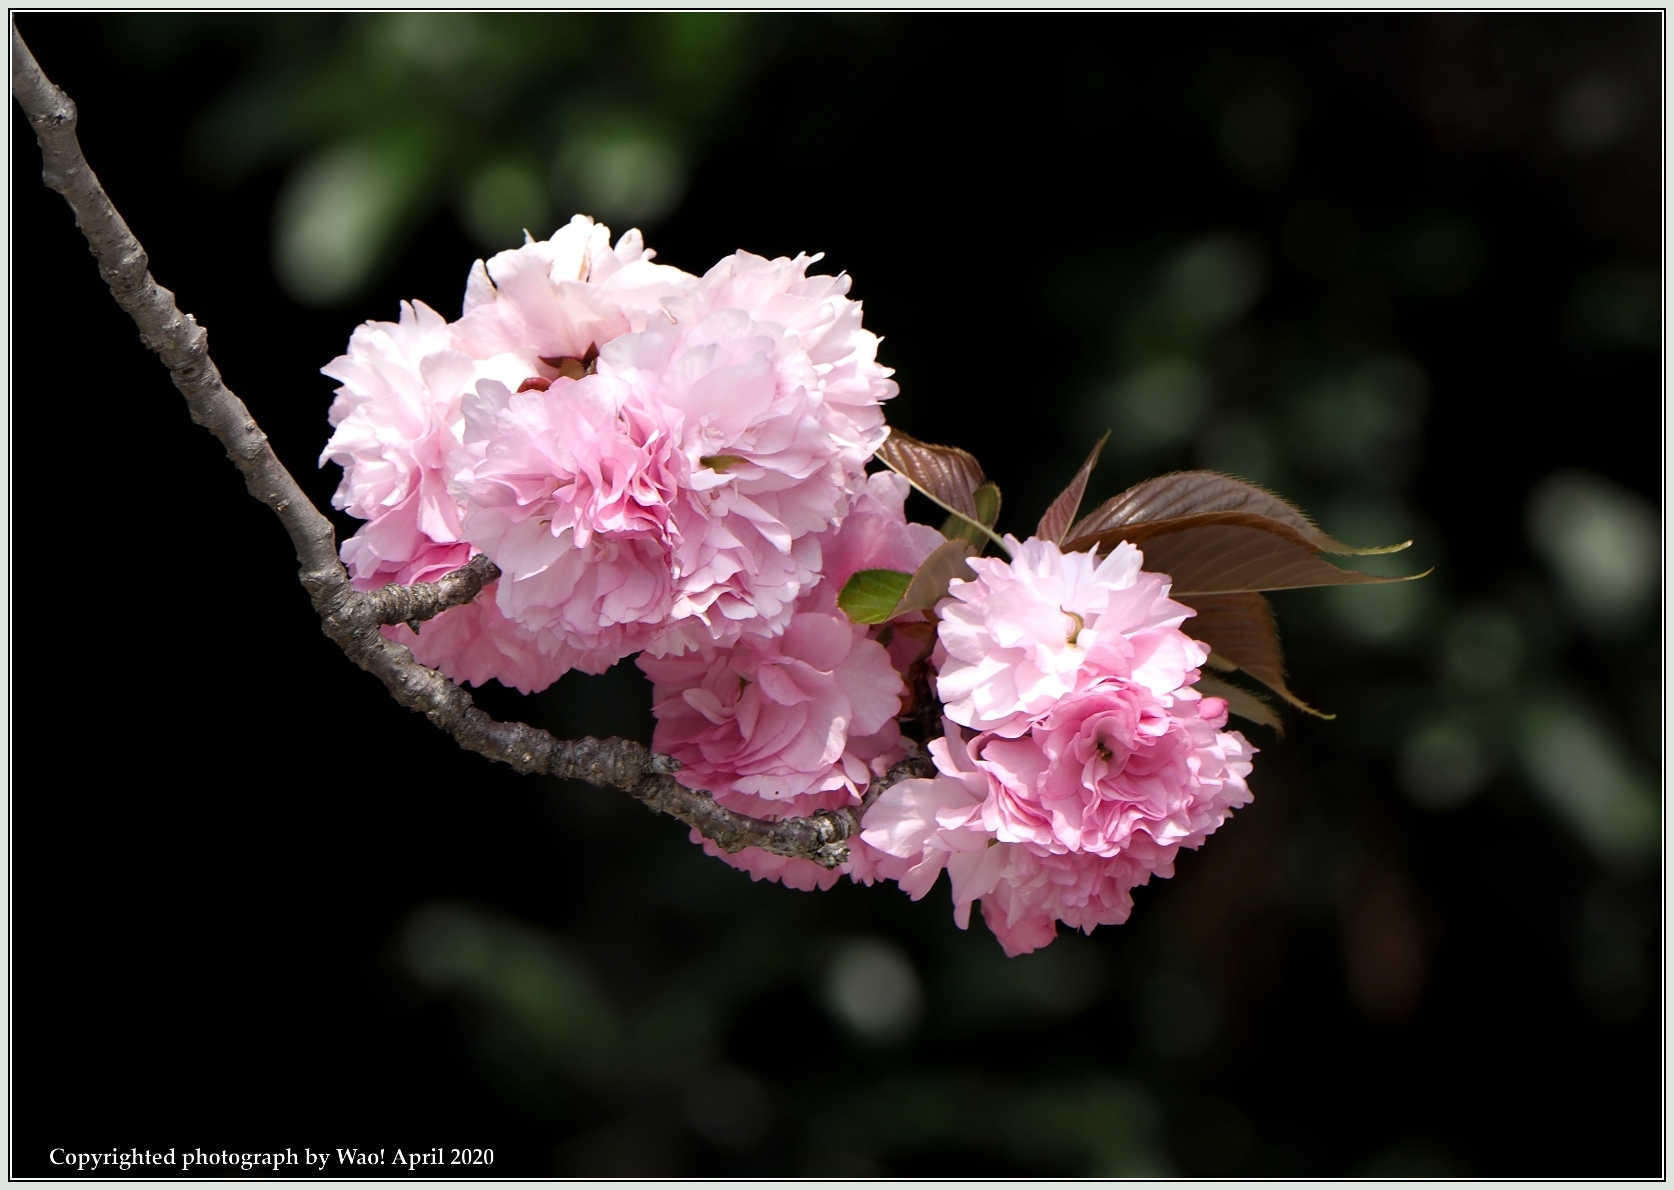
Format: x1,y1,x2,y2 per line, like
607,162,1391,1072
837,569,915,624
942,482,1003,547
942,514,987,547
892,539,978,616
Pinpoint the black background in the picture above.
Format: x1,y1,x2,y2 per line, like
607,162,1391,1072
11,13,1663,1177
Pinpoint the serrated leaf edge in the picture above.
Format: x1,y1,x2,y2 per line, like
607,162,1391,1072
877,453,1010,555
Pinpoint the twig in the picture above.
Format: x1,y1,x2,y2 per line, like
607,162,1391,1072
359,554,503,628
9,21,931,869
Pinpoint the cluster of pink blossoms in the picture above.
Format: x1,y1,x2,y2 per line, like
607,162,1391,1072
641,470,944,892
861,538,1256,954
321,217,1255,953
322,215,896,689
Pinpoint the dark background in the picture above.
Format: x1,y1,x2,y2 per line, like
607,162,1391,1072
11,13,1662,1177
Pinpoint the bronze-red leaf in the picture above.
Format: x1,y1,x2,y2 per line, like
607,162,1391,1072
1036,432,1109,545
1066,512,1427,596
876,428,988,521
1179,591,1327,716
1067,471,1408,556
1195,674,1286,733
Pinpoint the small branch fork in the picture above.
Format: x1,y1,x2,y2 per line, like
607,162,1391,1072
9,23,932,868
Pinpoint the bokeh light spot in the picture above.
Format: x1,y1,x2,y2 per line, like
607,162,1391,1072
374,12,483,73
1526,470,1658,631
1289,355,1429,481
1516,695,1658,869
821,937,925,1044
553,124,686,229
463,159,551,250
1553,75,1634,153
1160,233,1267,332
1101,357,1215,455
275,142,417,305
1399,718,1494,810
1439,605,1525,695
683,1066,771,1153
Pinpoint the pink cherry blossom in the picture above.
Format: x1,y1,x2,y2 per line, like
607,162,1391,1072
369,541,571,697
318,300,577,691
321,299,471,554
864,704,1253,956
452,215,698,362
640,611,907,805
644,472,943,889
450,220,898,669
934,535,1206,736
321,216,898,690
859,726,1146,955
640,472,937,807
792,471,949,613
974,681,1253,860
863,531,1258,955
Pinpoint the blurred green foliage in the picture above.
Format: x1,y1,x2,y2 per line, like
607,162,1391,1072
115,13,777,304
61,11,1661,1175
393,897,1171,1174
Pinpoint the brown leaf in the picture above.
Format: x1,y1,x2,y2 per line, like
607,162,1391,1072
891,538,978,617
1179,592,1328,716
1036,432,1109,545
1067,471,1409,556
1066,512,1428,596
876,428,987,520
1195,674,1285,733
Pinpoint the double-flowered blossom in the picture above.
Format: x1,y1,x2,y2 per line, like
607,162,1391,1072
451,218,898,667
640,472,944,891
320,216,1264,954
320,215,898,689
862,536,1256,954
320,300,569,693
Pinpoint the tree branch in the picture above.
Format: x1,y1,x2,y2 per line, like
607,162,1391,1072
359,554,504,629
9,21,929,870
